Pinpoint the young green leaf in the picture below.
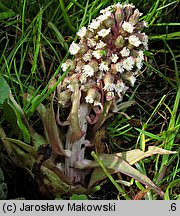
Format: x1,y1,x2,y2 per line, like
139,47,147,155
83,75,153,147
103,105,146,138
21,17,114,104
0,74,10,108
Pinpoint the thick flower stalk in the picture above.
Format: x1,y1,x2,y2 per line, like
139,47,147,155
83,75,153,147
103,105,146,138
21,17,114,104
58,3,148,184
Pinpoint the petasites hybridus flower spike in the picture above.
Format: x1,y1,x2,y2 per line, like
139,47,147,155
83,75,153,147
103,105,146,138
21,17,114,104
58,3,148,183
60,3,148,111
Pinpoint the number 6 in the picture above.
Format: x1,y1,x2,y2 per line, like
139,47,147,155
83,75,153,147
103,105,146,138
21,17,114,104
171,203,176,211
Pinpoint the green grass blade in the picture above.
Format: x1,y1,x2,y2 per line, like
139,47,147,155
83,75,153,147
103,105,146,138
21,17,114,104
31,10,42,75
0,11,16,20
59,0,76,32
48,21,69,51
91,151,131,200
135,128,164,141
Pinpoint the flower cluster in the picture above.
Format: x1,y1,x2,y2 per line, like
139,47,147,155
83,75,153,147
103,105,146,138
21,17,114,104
60,3,148,111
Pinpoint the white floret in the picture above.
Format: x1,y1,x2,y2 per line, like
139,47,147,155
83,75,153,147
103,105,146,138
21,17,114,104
88,19,101,30
120,47,130,57
82,65,94,77
61,62,68,72
97,28,111,37
95,40,106,49
110,54,119,63
122,21,134,33
115,62,124,73
69,42,80,55
77,26,87,38
99,61,109,72
103,83,115,92
128,35,141,47
122,56,134,71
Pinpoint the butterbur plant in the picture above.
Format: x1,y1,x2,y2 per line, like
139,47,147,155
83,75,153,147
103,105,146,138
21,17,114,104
51,3,177,197
59,3,148,184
